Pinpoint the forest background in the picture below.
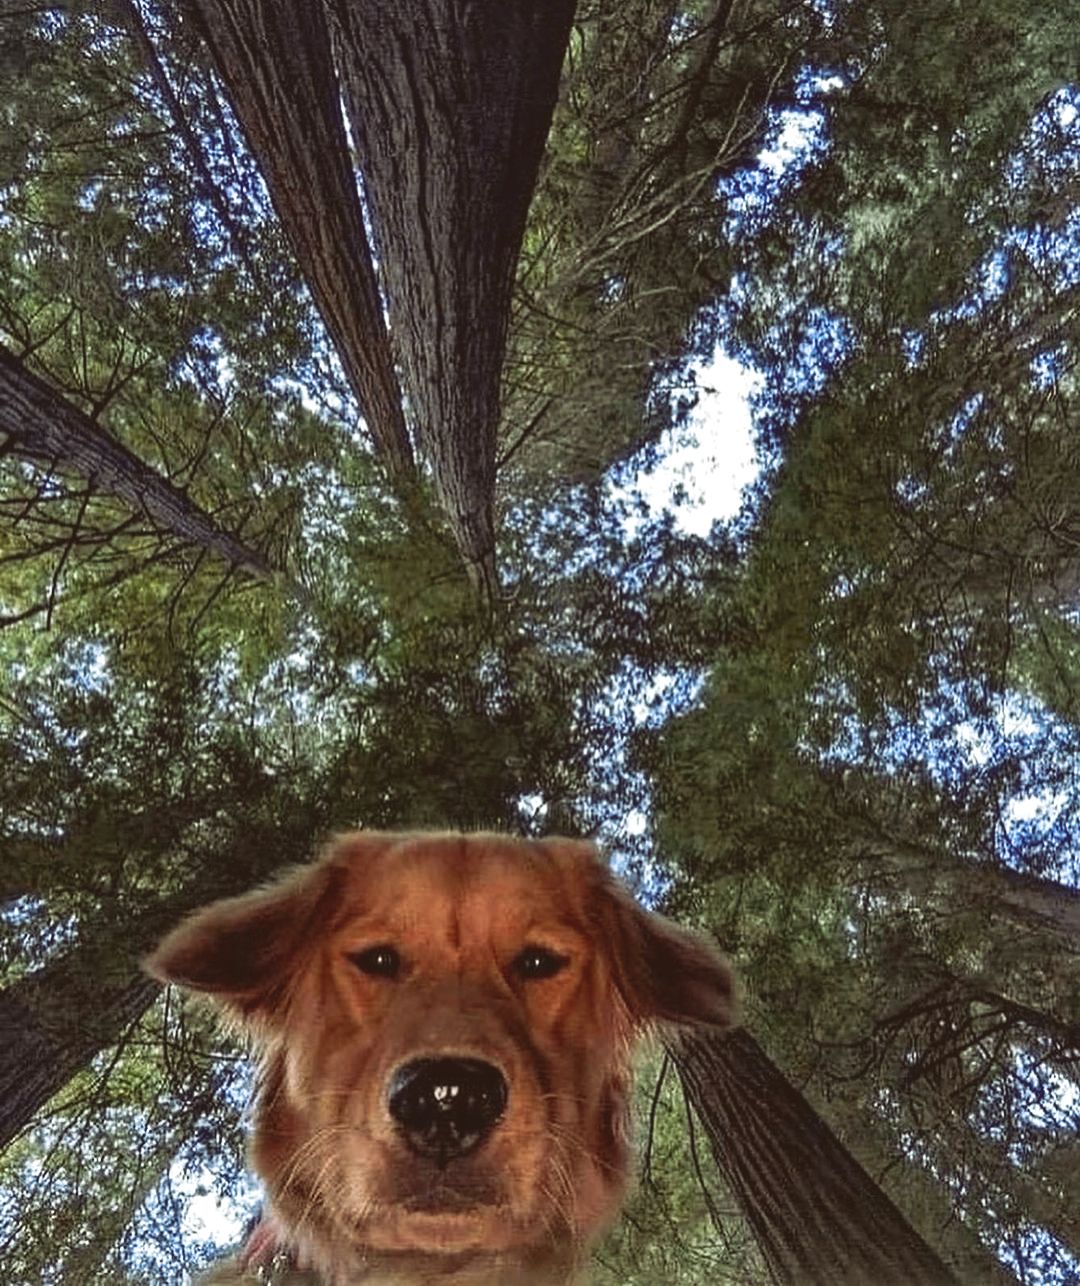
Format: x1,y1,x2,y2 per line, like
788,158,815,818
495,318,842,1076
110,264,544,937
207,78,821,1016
0,1,1077,1282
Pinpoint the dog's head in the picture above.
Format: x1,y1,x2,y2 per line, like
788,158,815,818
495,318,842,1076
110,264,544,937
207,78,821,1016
146,832,735,1275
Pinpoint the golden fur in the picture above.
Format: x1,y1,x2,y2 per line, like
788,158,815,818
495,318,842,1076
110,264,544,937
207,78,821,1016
147,832,735,1285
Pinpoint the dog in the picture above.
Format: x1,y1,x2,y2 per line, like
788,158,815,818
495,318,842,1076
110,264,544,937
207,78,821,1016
146,832,735,1284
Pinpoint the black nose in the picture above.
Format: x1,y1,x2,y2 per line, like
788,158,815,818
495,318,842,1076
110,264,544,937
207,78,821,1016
388,1057,507,1165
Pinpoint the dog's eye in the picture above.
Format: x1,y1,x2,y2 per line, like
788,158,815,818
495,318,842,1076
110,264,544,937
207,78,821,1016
349,945,401,978
513,946,568,980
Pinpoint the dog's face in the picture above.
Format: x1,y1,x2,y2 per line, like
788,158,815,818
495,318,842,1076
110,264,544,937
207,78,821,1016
147,833,734,1274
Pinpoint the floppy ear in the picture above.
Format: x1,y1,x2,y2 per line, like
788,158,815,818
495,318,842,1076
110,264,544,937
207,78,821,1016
143,861,340,1023
145,861,321,1002
596,871,737,1030
143,831,392,1022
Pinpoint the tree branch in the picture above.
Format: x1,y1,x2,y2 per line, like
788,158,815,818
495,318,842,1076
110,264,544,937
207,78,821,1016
0,342,280,582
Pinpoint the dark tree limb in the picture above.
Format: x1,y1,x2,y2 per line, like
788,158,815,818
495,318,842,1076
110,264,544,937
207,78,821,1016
0,959,159,1152
0,343,277,579
670,1026,960,1286
325,0,577,599
178,0,414,477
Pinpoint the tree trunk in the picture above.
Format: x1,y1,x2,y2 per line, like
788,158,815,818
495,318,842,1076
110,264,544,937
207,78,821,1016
176,0,413,477
176,0,577,599
0,957,159,1151
854,836,1080,944
0,807,323,1152
992,864,1080,939
670,1026,959,1286
0,343,276,580
324,0,577,599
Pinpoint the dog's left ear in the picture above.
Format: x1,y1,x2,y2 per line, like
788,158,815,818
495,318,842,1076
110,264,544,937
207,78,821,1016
596,867,737,1030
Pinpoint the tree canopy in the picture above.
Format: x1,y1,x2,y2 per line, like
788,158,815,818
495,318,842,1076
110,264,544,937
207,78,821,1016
0,1,1077,1282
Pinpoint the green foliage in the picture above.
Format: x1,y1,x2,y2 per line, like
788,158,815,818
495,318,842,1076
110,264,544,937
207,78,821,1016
0,992,251,1284
505,0,808,488
644,23,1079,1278
594,1047,766,1285
0,0,1077,1281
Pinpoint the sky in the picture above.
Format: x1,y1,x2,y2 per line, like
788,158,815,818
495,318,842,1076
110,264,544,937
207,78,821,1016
623,349,762,534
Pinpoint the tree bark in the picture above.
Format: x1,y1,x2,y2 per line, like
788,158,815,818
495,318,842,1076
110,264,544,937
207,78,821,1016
325,0,577,599
0,343,276,580
854,835,1080,944
0,957,159,1151
992,864,1080,939
670,1026,959,1286
0,807,323,1152
177,0,413,477
176,0,577,599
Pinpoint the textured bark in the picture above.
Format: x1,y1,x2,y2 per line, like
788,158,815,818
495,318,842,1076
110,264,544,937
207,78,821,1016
176,0,576,597
0,959,158,1151
326,0,577,597
854,836,1080,945
671,1026,958,1286
0,879,218,1150
0,344,275,578
179,0,413,476
987,864,1080,939
0,809,324,1153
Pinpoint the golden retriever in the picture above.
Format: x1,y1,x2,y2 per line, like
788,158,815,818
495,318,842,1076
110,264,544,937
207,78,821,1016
147,832,735,1284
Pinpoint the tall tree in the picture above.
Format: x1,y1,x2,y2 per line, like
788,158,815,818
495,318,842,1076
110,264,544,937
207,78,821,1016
177,0,577,598
172,0,413,477
673,1027,962,1285
328,0,576,597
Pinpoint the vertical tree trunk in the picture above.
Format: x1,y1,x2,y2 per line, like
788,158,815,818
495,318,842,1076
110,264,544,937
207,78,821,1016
671,1026,960,1285
177,0,413,476
324,0,578,599
176,0,577,599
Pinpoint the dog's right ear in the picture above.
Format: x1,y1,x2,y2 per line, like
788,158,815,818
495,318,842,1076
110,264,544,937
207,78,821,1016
144,832,387,1022
143,863,333,1020
143,863,342,1027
